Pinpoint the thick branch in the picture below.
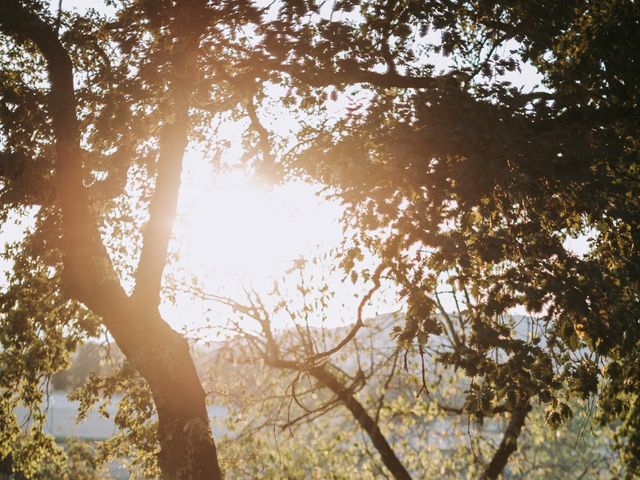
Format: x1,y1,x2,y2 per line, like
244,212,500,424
480,400,532,480
268,60,443,90
0,1,127,317
133,1,207,304
311,364,411,480
268,356,412,480
246,97,276,168
133,117,189,303
214,286,411,479
215,33,443,91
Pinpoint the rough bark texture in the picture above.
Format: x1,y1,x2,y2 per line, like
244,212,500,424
111,305,222,479
96,303,223,479
480,400,532,480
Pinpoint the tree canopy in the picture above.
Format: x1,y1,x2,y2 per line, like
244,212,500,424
0,0,639,478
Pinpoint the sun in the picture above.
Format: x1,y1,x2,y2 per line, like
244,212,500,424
166,151,345,325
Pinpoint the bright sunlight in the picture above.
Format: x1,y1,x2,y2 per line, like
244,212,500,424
163,151,358,331
177,156,343,281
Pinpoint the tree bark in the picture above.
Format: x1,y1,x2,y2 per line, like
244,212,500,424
107,304,222,479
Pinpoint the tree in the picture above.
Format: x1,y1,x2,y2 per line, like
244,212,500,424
196,262,620,479
0,1,224,477
0,0,638,478
205,273,413,479
210,340,621,479
258,0,640,475
201,277,621,479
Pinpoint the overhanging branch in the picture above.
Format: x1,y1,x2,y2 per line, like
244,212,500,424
0,0,127,316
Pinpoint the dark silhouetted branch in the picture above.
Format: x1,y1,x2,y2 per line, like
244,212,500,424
0,0,128,317
480,399,532,480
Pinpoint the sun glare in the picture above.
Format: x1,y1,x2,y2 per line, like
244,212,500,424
180,173,338,276
165,151,350,330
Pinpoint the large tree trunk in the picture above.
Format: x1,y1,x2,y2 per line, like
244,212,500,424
106,305,223,479
143,333,221,479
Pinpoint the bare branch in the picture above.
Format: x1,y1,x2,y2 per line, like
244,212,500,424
375,348,400,424
298,263,388,370
435,290,462,348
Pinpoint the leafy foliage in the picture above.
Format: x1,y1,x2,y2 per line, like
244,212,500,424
0,0,638,477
